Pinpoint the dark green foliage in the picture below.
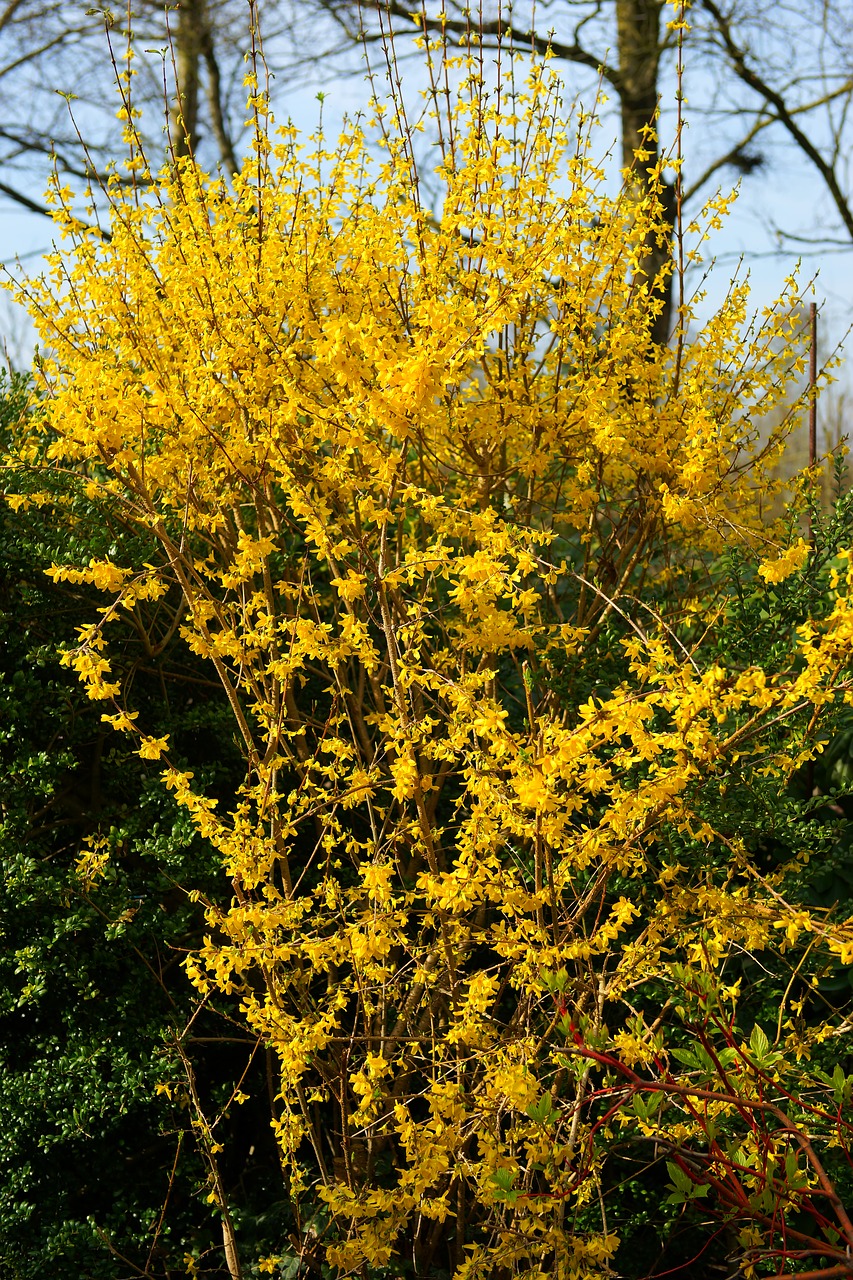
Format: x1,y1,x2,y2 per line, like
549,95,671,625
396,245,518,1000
0,372,288,1278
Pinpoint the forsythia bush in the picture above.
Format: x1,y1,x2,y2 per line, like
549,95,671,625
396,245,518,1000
8,21,853,1280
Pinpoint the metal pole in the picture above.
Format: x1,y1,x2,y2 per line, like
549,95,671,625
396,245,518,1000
808,302,818,547
809,301,818,472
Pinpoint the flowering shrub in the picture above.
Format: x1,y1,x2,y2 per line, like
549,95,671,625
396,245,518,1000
7,16,853,1279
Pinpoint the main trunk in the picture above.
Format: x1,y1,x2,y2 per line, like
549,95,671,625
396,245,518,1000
616,0,675,344
170,0,205,158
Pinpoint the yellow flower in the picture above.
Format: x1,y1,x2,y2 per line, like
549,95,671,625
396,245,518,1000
758,537,809,584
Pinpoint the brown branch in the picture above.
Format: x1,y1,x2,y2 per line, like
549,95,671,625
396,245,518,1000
324,0,619,89
201,25,240,175
173,1037,245,1280
700,0,853,241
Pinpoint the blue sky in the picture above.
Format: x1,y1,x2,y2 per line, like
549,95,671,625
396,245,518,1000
3,19,850,402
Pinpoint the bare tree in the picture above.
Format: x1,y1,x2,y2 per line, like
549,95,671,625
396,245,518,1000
0,0,252,222
169,0,240,171
282,0,853,341
1,0,851,344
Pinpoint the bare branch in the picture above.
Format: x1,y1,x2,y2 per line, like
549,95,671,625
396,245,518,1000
700,0,853,241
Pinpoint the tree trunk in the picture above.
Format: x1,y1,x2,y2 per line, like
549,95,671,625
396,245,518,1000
616,0,675,344
171,0,204,158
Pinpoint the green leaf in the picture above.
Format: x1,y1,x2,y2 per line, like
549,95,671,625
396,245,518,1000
557,1014,573,1038
666,1161,692,1193
749,1024,770,1061
492,1168,517,1192
670,1048,698,1067
525,1095,554,1125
